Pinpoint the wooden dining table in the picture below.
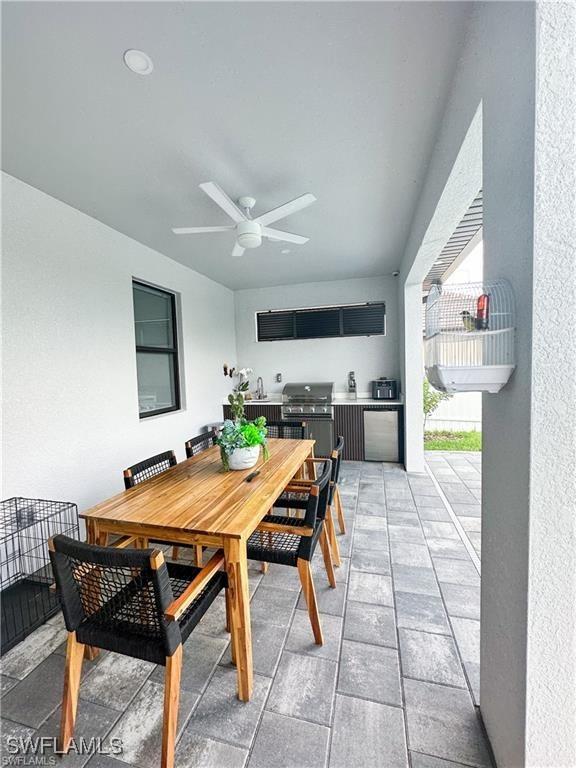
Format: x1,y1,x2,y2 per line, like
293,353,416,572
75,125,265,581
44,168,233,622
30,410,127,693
80,437,315,702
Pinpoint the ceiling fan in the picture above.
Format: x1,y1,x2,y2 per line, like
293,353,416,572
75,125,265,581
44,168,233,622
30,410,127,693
172,182,316,257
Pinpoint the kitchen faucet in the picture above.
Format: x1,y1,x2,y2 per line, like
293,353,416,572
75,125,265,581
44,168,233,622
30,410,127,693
256,376,265,400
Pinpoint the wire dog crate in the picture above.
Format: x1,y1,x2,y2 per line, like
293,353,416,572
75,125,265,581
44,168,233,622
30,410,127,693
1,498,78,655
425,279,515,393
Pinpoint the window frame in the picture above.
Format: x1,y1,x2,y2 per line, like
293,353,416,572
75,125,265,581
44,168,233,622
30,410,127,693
133,280,181,419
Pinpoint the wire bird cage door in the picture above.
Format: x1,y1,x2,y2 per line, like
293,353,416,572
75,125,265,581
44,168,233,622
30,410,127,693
1,498,79,654
424,279,516,394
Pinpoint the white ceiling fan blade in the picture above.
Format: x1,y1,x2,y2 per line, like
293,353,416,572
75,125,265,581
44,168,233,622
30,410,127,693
172,226,235,234
254,193,316,226
262,227,309,245
231,242,245,258
199,182,246,224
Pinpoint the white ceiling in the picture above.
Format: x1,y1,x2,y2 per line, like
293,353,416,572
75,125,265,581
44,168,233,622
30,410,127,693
2,2,469,289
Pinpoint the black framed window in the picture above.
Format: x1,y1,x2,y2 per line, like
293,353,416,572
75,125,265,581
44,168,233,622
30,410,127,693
256,302,386,342
133,281,180,418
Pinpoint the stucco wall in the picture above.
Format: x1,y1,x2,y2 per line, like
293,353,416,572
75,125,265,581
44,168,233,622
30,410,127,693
524,4,576,764
398,2,576,765
2,173,237,511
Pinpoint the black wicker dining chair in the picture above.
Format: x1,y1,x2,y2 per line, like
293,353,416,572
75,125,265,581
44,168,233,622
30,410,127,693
123,451,199,565
264,420,307,440
49,535,228,768
288,436,346,569
247,460,334,645
330,436,346,535
123,450,177,488
185,429,218,459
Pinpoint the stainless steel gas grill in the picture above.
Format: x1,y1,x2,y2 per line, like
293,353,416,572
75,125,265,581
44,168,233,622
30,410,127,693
281,382,334,456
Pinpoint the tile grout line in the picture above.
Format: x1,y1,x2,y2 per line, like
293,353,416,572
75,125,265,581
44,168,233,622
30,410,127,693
383,471,413,768
425,464,481,574
326,472,358,768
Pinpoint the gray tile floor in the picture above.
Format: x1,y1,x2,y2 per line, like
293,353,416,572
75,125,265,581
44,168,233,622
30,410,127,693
425,451,482,561
1,458,490,768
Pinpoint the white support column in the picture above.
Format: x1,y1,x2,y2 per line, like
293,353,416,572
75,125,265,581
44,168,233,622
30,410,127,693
481,3,576,766
524,3,576,764
402,281,425,473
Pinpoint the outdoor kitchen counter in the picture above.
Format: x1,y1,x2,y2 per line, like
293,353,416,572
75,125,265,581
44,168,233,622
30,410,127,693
224,398,404,406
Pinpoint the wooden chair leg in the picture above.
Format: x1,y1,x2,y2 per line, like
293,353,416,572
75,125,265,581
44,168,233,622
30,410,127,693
194,545,203,566
161,644,182,768
84,522,102,660
225,587,237,666
59,631,85,752
335,486,346,534
297,558,323,645
325,507,342,567
318,526,337,589
259,530,269,573
172,546,180,561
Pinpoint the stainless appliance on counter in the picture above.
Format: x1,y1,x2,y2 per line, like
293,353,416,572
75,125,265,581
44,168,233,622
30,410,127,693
364,408,400,462
281,382,334,456
371,379,399,400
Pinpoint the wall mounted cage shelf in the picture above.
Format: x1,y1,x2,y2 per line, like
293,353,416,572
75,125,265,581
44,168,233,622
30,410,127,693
424,279,515,394
0,497,78,654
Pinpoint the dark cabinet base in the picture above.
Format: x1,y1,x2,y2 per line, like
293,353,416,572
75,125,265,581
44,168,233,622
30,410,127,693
222,403,404,465
223,404,282,422
335,405,404,464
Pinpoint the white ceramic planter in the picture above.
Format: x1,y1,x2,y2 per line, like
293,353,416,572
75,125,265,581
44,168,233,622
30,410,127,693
228,445,260,471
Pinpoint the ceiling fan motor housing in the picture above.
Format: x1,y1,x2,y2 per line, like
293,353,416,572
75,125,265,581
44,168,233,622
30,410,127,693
237,220,262,249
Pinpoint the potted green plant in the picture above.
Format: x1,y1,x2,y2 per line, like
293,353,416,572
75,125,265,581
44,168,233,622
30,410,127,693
218,366,269,471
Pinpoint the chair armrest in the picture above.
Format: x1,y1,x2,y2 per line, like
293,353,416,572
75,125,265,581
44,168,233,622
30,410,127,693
256,521,314,538
165,551,225,622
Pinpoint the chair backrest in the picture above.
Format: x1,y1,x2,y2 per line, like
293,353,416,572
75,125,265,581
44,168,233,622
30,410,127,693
328,436,345,503
265,420,307,440
123,450,177,489
301,459,332,527
185,430,218,459
49,535,180,659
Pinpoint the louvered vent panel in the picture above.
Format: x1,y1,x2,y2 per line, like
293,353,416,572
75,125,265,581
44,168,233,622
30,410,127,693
257,311,294,341
256,303,386,342
342,304,385,336
295,308,340,339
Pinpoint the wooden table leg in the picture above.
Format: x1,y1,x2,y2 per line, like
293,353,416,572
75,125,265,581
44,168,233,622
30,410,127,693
223,538,253,702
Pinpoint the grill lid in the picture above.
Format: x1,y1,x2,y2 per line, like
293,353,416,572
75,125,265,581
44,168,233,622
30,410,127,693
282,382,334,403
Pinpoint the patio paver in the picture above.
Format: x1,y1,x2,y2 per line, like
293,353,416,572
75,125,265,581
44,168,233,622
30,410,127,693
0,458,490,767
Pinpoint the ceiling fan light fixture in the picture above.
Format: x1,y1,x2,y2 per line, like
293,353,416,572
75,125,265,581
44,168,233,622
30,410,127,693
236,220,262,249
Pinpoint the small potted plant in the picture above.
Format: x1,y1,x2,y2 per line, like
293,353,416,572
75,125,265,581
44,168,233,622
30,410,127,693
218,365,269,471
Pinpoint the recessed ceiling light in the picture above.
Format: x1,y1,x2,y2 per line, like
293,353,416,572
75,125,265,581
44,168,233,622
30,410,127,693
123,49,154,75
281,249,291,255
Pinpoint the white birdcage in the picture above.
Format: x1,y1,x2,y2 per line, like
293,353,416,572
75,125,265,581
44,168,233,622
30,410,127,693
424,279,515,394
